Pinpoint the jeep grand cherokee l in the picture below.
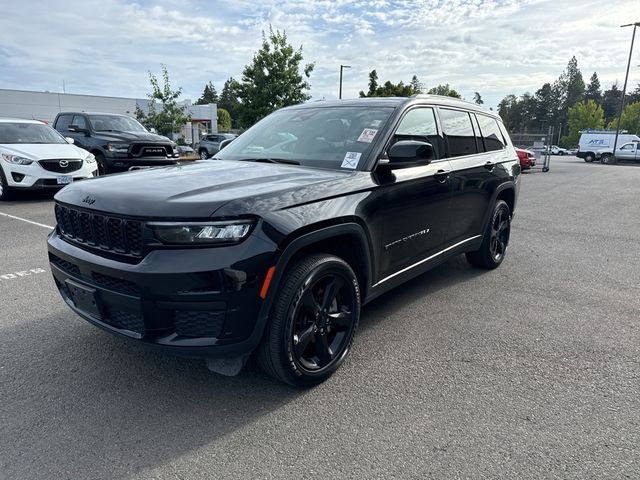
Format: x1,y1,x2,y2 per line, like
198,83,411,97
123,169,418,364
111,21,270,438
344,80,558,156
48,96,520,386
53,112,179,174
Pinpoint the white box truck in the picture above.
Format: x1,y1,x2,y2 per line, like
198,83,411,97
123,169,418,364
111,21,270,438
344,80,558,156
577,129,640,163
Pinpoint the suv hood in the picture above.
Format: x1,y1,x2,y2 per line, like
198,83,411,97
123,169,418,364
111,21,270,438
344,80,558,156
55,160,357,218
0,143,90,160
91,130,172,143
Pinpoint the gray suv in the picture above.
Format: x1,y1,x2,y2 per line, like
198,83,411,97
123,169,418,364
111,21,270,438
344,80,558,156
196,133,237,159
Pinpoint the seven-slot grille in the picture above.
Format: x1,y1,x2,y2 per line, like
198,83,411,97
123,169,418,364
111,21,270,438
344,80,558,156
39,159,83,173
54,203,144,257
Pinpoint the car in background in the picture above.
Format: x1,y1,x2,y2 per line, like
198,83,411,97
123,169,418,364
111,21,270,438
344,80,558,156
196,133,237,159
53,112,179,174
566,147,578,155
0,118,98,200
515,147,535,170
177,145,195,157
549,145,567,155
577,130,640,162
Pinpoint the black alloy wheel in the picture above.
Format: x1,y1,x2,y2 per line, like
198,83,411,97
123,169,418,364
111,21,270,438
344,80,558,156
257,254,360,386
466,199,511,269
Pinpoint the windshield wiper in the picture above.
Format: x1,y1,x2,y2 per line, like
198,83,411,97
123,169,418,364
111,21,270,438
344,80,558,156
232,157,300,165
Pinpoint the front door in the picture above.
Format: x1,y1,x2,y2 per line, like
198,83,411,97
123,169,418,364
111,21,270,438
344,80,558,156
370,106,453,281
616,142,638,161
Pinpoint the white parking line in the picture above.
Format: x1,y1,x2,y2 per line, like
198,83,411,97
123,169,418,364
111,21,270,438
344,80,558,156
0,211,54,230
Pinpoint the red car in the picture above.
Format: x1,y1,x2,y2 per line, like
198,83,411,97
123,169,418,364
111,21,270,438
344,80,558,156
516,147,536,170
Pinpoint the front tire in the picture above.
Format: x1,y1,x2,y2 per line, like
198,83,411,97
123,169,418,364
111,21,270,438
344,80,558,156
94,153,109,175
199,149,209,160
0,168,13,201
466,200,511,270
257,254,361,387
600,154,616,165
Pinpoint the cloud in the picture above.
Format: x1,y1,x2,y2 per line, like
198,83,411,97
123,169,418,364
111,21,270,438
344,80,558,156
0,0,637,109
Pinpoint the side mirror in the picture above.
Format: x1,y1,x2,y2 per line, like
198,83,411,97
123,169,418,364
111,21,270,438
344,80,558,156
68,124,88,134
65,137,75,144
385,140,434,169
219,138,235,151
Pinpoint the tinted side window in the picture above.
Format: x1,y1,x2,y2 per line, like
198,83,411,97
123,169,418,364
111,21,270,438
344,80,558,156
55,114,73,132
393,107,441,159
439,109,477,158
71,115,87,130
476,114,506,151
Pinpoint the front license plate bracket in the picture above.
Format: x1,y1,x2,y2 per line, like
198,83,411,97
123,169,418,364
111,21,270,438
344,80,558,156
65,279,101,318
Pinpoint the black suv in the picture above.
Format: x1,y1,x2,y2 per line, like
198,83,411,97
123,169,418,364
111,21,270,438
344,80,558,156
48,96,520,386
53,112,179,174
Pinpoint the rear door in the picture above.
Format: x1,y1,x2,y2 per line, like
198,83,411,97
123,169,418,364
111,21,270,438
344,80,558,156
439,108,507,245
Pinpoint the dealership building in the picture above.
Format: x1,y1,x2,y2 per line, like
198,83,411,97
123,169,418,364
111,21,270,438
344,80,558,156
0,88,217,144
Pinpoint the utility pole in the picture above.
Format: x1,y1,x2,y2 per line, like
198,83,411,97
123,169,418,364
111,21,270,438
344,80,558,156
339,65,351,100
612,22,639,158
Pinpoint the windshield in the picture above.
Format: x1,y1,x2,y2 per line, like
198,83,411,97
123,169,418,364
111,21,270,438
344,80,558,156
89,115,147,132
0,122,68,144
217,106,394,170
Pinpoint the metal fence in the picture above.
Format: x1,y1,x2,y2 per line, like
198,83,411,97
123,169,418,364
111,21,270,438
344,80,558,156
509,128,554,172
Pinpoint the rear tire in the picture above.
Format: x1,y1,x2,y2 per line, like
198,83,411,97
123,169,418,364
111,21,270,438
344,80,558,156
0,168,13,201
466,200,511,270
584,153,594,162
257,254,361,387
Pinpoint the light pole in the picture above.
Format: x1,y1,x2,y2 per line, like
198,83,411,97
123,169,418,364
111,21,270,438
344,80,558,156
612,22,640,157
339,65,351,100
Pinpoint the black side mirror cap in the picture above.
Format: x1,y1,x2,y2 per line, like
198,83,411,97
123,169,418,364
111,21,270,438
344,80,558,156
384,140,434,169
68,125,89,134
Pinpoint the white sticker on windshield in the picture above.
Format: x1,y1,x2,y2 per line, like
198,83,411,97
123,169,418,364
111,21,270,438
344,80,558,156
370,120,382,127
341,152,361,169
357,128,378,143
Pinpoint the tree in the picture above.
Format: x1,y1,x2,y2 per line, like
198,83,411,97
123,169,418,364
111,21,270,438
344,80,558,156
410,75,423,94
135,65,191,137
607,101,640,134
195,81,219,105
473,92,484,105
602,82,623,125
584,72,602,104
237,27,314,127
563,56,585,111
427,84,461,98
359,70,417,97
217,108,232,132
219,77,241,128
563,100,604,147
627,83,640,104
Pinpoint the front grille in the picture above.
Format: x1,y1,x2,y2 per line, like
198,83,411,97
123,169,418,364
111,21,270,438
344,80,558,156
104,308,144,334
92,272,141,296
55,203,144,258
39,159,83,173
130,144,172,157
50,254,81,276
174,310,225,338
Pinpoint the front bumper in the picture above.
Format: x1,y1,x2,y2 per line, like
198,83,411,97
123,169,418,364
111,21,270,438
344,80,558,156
3,162,98,188
47,230,278,357
104,155,179,172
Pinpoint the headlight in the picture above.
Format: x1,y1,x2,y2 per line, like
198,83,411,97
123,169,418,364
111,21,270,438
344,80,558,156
2,154,33,165
148,220,254,245
107,143,129,154
85,153,96,164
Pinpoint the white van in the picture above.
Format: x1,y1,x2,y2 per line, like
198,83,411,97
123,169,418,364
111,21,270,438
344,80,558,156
577,130,640,162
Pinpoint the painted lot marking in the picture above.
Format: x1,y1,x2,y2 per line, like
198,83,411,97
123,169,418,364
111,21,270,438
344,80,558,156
0,211,54,230
0,268,48,281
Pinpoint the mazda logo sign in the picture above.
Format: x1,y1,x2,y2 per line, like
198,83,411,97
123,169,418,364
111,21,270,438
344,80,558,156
59,160,69,168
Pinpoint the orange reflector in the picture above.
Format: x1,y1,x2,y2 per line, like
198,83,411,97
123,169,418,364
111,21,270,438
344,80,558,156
260,266,276,299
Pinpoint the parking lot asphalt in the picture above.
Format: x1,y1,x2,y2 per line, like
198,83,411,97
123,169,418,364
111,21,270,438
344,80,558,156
1,157,639,479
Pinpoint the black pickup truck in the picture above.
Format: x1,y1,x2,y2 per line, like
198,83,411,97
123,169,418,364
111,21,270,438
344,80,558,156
53,112,179,174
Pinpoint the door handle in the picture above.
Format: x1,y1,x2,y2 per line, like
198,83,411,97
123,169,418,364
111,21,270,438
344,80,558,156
484,161,495,171
434,169,451,183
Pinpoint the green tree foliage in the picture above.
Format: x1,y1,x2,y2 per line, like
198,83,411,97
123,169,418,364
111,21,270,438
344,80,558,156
359,70,421,97
498,93,537,132
562,100,604,147
195,81,219,105
584,72,602,104
237,27,314,127
602,82,623,126
628,84,640,104
607,101,640,134
473,92,483,105
427,84,462,98
219,77,241,128
217,108,232,132
135,65,191,137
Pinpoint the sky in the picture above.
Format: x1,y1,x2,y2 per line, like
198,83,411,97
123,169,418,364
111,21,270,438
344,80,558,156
0,0,638,110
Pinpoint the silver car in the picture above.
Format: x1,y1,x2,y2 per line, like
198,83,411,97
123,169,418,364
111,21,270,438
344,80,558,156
196,133,237,159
